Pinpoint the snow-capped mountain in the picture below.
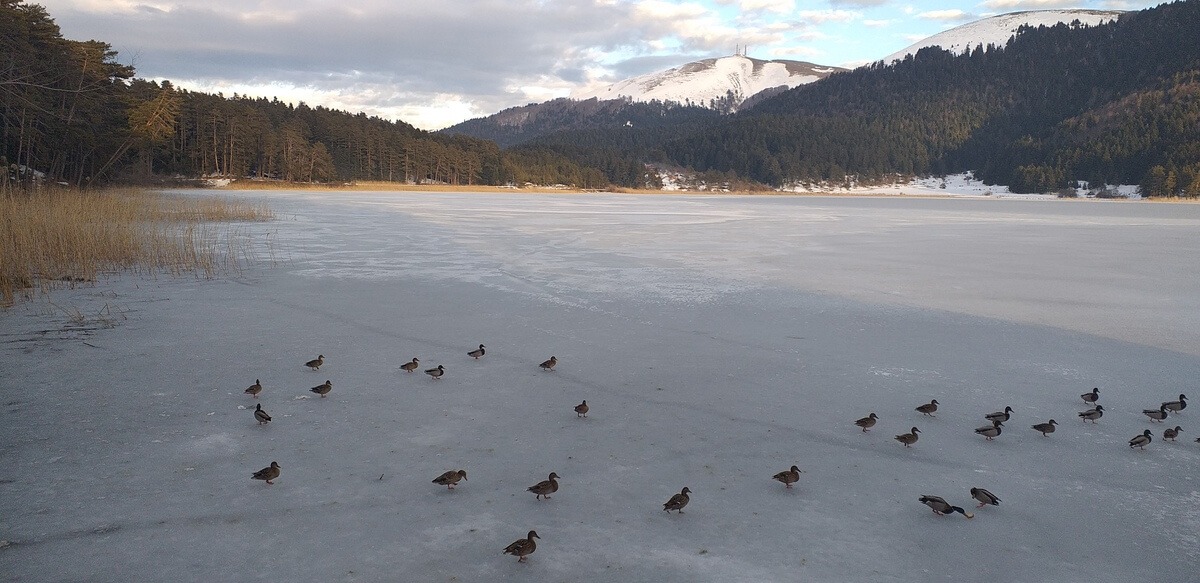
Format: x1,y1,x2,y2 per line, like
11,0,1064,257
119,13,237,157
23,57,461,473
883,9,1122,63
570,55,843,112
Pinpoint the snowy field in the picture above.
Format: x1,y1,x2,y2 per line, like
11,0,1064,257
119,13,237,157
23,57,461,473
3,192,1199,582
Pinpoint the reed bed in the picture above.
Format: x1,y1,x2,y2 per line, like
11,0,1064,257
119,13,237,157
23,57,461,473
0,188,273,306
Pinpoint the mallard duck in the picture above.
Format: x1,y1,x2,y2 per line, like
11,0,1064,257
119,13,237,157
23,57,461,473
539,356,557,371
663,487,691,513
915,399,939,417
305,355,324,371
425,364,445,380
503,530,539,562
251,461,281,485
985,406,1014,423
1129,429,1153,449
1163,426,1183,441
895,427,921,447
244,379,263,398
975,420,1003,440
772,466,802,488
310,380,332,397
1031,419,1057,436
970,487,1000,508
1163,394,1188,413
1081,387,1100,404
468,344,486,359
1078,404,1104,423
254,403,271,424
432,469,467,489
854,412,879,431
400,357,419,372
527,472,560,500
574,400,589,418
1143,404,1168,422
919,495,973,519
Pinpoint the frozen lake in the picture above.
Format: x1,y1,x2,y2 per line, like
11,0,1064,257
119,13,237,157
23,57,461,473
3,192,1198,582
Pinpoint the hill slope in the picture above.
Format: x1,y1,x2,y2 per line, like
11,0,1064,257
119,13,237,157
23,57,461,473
883,9,1123,63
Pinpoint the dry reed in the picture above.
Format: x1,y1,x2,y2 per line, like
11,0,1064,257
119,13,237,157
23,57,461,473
0,188,273,306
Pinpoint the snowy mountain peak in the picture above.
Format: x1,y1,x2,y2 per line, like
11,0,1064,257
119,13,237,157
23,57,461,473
884,9,1123,63
570,54,844,112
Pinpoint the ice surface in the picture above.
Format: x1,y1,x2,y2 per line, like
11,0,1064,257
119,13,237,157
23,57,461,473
3,192,1198,581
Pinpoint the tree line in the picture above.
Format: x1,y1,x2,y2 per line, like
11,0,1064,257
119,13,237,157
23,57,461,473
1,0,606,191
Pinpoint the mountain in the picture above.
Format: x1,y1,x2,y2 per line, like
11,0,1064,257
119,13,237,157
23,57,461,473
883,9,1123,63
569,54,844,113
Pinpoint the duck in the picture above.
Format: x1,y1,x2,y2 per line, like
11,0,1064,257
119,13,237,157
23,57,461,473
503,530,539,562
539,356,557,371
1078,404,1104,423
919,495,973,519
425,364,445,380
854,412,879,431
1031,419,1058,436
1143,404,1168,422
915,399,939,417
251,461,281,485
772,466,802,489
1081,387,1100,404
400,357,419,372
985,406,1014,423
662,487,691,513
895,427,921,447
527,472,560,500
1129,429,1153,449
253,403,271,424
305,355,324,371
244,379,263,398
1163,394,1188,413
975,419,1003,440
970,487,1000,508
468,344,486,359
309,380,332,397
574,400,589,418
432,469,467,489
1163,426,1183,441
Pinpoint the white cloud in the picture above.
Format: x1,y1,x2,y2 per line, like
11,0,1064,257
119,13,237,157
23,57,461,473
918,9,974,21
734,0,795,13
771,45,823,58
796,9,861,24
863,19,892,27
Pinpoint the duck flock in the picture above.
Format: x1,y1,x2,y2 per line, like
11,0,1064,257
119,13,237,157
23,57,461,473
240,346,1191,564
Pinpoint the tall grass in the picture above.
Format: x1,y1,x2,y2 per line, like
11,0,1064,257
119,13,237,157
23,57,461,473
0,189,273,306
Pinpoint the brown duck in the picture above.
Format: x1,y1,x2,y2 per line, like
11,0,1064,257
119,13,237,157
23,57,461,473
310,380,332,397
251,461,281,485
503,530,539,562
527,472,560,500
772,465,802,488
305,355,324,371
970,487,1000,508
244,379,263,398
432,469,467,489
1163,426,1183,441
854,412,879,431
895,427,921,447
574,400,589,418
400,358,419,372
1031,419,1057,436
915,400,939,417
1081,387,1099,404
663,487,691,513
539,356,557,371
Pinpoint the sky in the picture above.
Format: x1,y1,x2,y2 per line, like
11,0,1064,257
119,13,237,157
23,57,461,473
37,0,1159,131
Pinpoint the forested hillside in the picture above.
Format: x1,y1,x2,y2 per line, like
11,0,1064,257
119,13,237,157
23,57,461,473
663,0,1200,193
0,0,606,190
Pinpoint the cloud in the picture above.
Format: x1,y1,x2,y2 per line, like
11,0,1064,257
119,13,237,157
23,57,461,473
795,9,861,24
862,19,892,27
917,9,975,21
732,0,796,13
979,0,1081,9
828,0,889,6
